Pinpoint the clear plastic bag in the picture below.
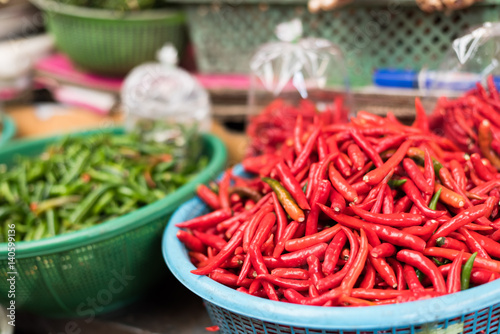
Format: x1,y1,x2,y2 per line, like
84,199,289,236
247,19,351,156
121,44,211,167
420,22,500,99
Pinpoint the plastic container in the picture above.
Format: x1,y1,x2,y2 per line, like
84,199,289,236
0,115,16,146
30,0,186,76
164,164,500,334
165,0,500,86
0,128,227,317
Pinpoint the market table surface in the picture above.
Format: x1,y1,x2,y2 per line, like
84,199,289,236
16,272,213,334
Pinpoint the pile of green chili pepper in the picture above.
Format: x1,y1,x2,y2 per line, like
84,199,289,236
0,131,207,242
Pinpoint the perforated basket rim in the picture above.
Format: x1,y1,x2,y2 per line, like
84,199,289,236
30,0,185,22
0,115,16,146
163,164,500,331
0,129,227,259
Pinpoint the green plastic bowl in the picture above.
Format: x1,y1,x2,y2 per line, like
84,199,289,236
0,128,227,317
30,0,186,76
0,116,16,146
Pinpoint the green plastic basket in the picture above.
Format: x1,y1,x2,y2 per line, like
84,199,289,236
0,128,227,317
30,0,186,76
0,116,16,146
169,0,500,86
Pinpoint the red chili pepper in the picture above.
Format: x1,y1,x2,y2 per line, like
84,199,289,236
350,205,423,227
458,227,491,259
243,154,280,174
316,227,359,290
197,184,221,210
243,205,274,253
283,287,342,306
193,230,227,250
256,274,311,291
470,153,495,181
271,192,287,243
210,268,253,288
394,196,412,214
319,206,426,252
364,227,381,247
403,264,425,292
359,259,376,289
450,160,467,191
428,203,492,246
294,114,304,154
424,247,500,273
306,163,320,200
322,229,347,275
446,250,463,294
363,140,412,186
330,189,346,213
349,130,383,168
400,220,438,243
276,243,328,268
191,229,244,276
435,236,469,252
177,230,206,253
465,229,500,258
317,134,329,161
218,171,232,210
307,255,324,284
396,249,446,293
329,163,359,203
470,269,500,285
370,181,387,214
292,128,321,174
340,228,369,294
403,158,433,194
347,162,374,184
285,225,341,252
271,268,310,280
347,143,365,171
248,247,279,300
387,258,406,291
305,180,332,236
375,135,407,154
205,325,220,332
351,181,371,195
382,185,394,214
176,208,233,229
370,243,396,258
413,97,430,133
401,178,447,219
276,161,311,210
273,221,299,258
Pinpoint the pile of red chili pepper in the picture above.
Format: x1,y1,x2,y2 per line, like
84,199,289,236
246,98,347,157
177,99,500,307
430,75,500,170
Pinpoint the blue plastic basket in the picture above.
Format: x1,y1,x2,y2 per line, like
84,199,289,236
163,164,500,334
0,115,16,146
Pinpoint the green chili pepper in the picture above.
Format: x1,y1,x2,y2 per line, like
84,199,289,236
388,179,407,188
302,182,308,194
461,252,478,291
415,269,425,282
429,188,442,211
69,185,115,224
262,177,305,223
432,257,449,266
